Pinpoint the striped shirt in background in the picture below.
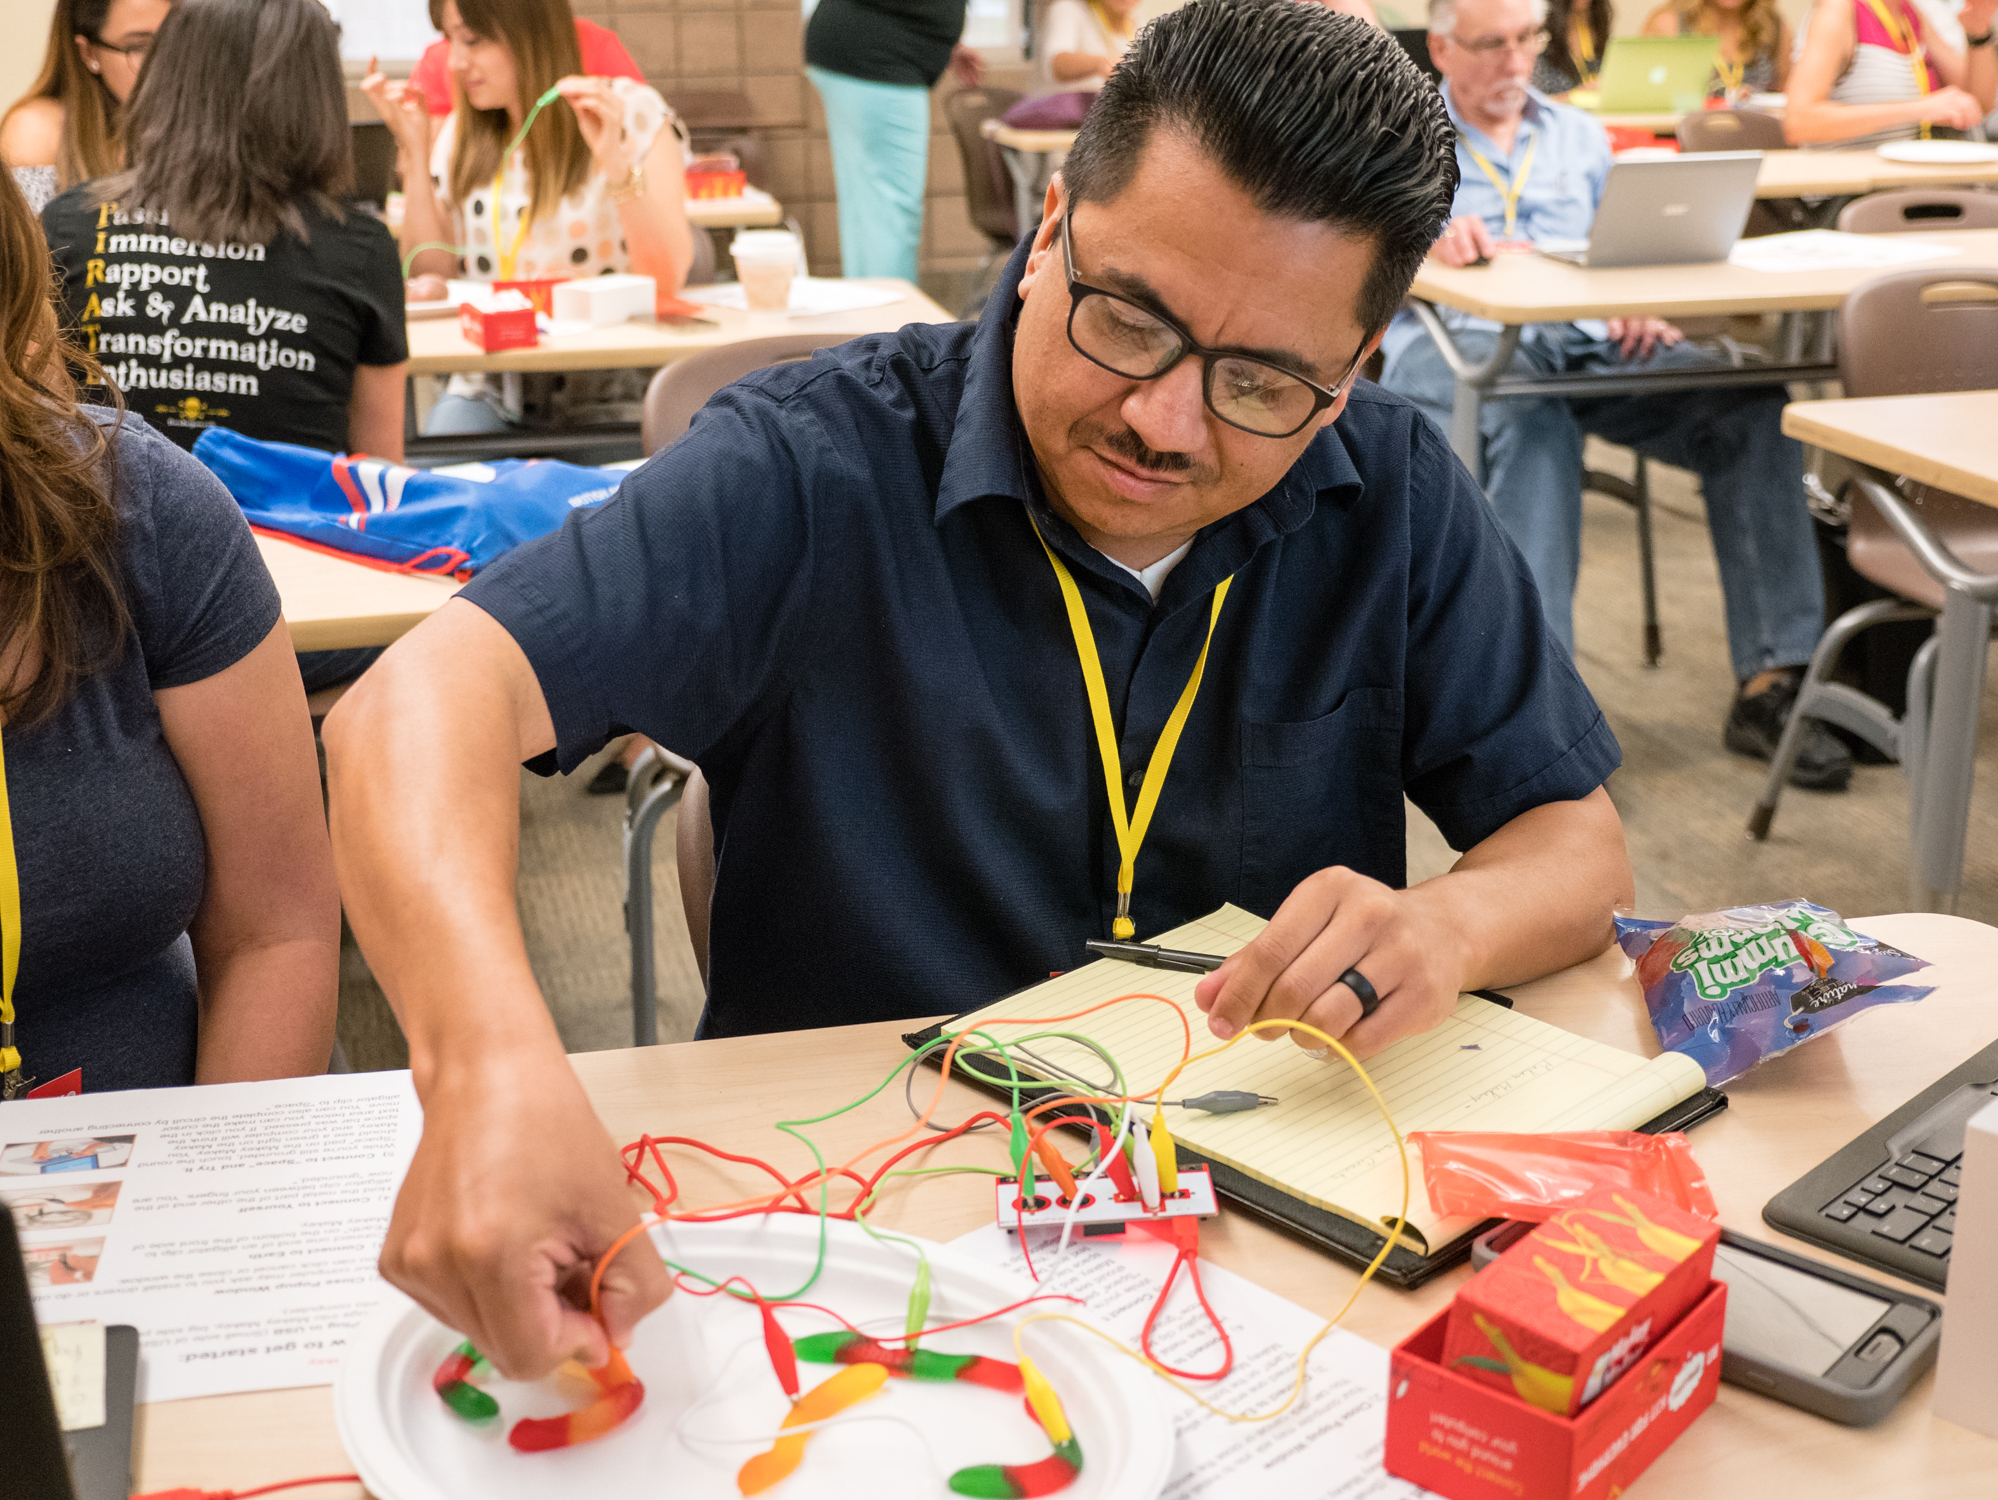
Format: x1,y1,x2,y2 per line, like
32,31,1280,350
1797,0,1946,147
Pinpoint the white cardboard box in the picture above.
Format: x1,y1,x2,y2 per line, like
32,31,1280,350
550,273,656,327
1933,1096,1998,1436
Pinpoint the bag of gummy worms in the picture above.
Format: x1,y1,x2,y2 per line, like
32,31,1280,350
1614,900,1934,1087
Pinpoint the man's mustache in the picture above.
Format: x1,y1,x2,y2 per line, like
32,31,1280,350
1079,419,1207,479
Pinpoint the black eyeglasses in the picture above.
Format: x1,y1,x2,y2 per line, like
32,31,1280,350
88,33,155,60
1060,211,1363,440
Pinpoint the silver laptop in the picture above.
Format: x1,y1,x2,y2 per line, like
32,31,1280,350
1538,151,1763,268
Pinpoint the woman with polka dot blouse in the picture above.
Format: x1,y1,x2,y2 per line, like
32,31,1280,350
364,0,693,434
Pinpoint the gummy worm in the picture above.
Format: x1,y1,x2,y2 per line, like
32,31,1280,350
947,1395,1085,1498
508,1345,646,1452
790,1333,1080,1497
431,1337,646,1451
791,1331,1022,1393
432,1340,499,1423
738,1362,890,1495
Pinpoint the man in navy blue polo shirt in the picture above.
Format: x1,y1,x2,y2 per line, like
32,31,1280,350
326,0,1634,1379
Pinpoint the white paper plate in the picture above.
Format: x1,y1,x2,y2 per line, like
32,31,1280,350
336,1216,1172,1500
1876,140,1998,164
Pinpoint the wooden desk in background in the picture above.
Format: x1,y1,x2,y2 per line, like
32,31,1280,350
685,190,785,230
1406,226,1998,473
1783,390,1998,912
1785,390,1998,504
1756,149,1998,198
132,912,1998,1497
405,278,954,377
260,534,458,652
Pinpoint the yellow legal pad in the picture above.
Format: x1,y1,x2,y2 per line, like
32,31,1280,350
943,905,1708,1254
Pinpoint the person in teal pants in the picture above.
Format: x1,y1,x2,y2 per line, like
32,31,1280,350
806,0,984,282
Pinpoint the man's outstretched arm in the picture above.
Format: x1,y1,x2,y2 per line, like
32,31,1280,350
323,598,671,1379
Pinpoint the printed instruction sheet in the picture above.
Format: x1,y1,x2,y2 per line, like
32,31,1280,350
952,1222,1431,1499
3,1071,420,1402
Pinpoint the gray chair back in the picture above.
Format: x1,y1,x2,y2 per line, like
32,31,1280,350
1675,109,1786,151
944,86,1024,247
1837,268,1998,606
1837,188,1998,234
640,333,854,455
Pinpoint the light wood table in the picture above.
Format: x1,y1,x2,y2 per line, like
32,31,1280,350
1785,390,1998,504
129,912,1998,1497
405,279,951,377
1782,391,1998,910
259,534,459,652
685,190,784,230
406,279,955,377
1756,148,1998,199
981,118,1077,155
1406,226,1998,473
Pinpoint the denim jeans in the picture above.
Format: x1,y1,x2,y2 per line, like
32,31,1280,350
1381,323,1826,682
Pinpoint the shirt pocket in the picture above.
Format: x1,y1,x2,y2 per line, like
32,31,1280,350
1238,686,1406,913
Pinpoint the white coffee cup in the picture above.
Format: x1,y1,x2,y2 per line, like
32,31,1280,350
731,229,802,312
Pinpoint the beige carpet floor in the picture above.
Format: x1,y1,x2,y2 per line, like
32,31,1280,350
337,439,1998,1072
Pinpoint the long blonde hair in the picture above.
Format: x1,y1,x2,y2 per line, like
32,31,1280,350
3,0,128,190
1674,0,1781,66
447,0,592,229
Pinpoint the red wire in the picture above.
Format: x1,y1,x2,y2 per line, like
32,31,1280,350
227,1478,363,1499
1138,1251,1235,1382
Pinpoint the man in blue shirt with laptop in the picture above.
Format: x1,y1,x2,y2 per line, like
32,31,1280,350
1382,0,1847,790
326,0,1636,1381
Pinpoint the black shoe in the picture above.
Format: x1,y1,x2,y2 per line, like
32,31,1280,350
1725,673,1854,792
586,760,630,795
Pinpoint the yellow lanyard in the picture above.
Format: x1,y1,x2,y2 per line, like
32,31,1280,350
1029,517,1232,941
1464,130,1537,240
1573,17,1599,80
0,727,23,1095
1714,52,1745,98
491,155,533,281
1860,0,1933,138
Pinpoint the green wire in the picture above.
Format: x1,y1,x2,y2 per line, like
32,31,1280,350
652,1025,1130,1310
399,83,566,279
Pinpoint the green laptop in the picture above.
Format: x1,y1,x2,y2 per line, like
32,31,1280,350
1591,35,1723,114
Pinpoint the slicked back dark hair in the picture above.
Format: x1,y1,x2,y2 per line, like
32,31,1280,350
1061,0,1459,336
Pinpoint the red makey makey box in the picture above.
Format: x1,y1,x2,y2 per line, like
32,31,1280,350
458,290,538,353
1443,1187,1720,1416
1386,1280,1727,1500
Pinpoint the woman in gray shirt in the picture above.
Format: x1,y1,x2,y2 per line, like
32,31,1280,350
0,165,337,1097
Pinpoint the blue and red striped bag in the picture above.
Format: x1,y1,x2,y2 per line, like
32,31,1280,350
192,428,622,579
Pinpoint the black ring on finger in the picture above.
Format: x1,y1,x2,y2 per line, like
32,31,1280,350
1338,967,1381,1019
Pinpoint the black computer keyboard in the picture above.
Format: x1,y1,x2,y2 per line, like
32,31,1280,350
1767,1039,1998,1291
1821,1150,1960,1256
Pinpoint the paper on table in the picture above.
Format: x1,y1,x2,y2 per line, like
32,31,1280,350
945,905,1708,1251
7,1071,421,1402
40,1320,105,1430
681,276,906,316
951,1223,1426,1499
1727,229,1963,274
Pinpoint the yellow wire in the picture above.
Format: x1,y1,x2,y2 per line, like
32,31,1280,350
1011,1015,1409,1425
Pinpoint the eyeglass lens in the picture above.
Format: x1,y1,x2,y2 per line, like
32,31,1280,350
1069,291,1322,436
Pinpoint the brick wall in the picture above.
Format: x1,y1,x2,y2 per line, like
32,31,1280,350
571,0,1026,280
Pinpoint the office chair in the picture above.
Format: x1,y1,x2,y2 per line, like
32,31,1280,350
624,336,855,1042
1747,270,1998,889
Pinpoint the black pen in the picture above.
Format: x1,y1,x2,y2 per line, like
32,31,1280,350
1085,939,1228,974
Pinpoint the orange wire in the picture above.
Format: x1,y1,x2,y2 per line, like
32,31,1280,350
586,992,1201,1315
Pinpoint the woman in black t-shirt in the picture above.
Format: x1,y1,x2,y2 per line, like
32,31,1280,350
39,0,406,460
0,165,338,1097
